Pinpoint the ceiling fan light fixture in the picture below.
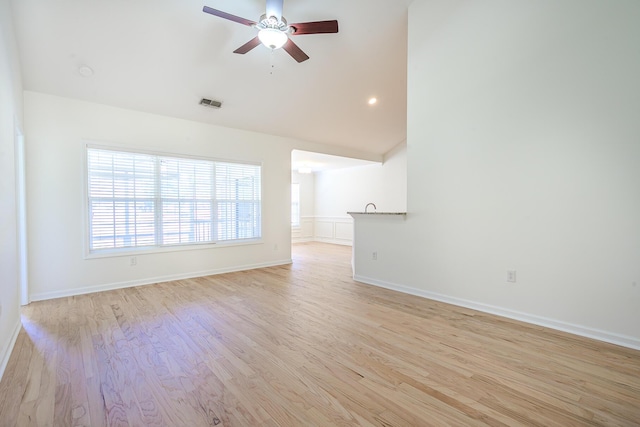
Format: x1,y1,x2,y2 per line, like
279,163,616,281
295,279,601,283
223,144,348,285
258,28,288,50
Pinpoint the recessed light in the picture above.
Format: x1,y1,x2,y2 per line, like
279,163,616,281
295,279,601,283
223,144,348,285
368,97,377,105
78,65,94,77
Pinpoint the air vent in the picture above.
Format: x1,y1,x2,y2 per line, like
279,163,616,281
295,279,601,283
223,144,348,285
200,98,222,109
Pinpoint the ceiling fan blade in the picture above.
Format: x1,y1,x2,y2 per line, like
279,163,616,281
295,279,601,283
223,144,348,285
282,38,309,63
202,6,256,27
290,20,339,35
265,0,284,21
233,37,261,54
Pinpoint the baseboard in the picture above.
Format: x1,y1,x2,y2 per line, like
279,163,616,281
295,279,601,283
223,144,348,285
354,274,640,351
0,319,22,383
31,259,293,302
292,238,352,246
314,238,352,246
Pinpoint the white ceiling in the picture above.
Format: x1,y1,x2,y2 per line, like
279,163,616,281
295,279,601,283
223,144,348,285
291,149,378,173
10,0,411,157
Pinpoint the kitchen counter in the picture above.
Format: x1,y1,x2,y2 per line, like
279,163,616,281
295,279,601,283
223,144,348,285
347,212,406,216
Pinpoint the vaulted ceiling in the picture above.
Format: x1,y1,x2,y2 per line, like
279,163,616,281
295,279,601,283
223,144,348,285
11,0,411,156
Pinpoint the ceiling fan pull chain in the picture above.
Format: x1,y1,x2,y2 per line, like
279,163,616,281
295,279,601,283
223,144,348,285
270,49,275,75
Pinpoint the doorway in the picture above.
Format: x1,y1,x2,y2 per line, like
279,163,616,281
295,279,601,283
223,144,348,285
290,150,378,247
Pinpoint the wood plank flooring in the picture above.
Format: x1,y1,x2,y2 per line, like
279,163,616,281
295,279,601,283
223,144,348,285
1,242,639,426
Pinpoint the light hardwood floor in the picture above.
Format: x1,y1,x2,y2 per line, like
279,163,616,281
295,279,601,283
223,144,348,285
1,242,639,426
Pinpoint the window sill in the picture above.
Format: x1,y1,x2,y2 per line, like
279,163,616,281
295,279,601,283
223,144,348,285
84,238,264,260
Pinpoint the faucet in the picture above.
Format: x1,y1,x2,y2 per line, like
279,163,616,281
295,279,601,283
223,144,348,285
365,203,377,213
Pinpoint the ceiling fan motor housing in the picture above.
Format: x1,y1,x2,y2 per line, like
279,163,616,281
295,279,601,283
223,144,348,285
256,14,290,32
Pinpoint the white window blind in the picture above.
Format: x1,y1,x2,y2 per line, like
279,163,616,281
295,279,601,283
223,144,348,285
87,147,261,253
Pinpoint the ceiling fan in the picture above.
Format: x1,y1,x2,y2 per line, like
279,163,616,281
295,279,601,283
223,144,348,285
203,0,339,63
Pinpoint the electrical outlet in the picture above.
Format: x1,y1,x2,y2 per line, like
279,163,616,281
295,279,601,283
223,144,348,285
372,251,378,261
507,270,516,283
130,256,137,266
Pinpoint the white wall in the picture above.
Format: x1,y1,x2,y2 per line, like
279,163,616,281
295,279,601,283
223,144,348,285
315,142,407,217
24,91,376,301
0,0,23,379
353,0,640,348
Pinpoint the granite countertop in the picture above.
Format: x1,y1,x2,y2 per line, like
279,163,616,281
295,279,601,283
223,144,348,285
347,212,407,215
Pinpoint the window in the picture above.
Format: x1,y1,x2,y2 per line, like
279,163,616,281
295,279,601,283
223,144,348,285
87,146,261,253
291,183,300,227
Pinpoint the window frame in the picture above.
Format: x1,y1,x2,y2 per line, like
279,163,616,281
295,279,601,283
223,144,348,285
83,143,263,259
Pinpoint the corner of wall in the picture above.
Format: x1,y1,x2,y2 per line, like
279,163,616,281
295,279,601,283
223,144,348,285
382,139,407,163
0,0,25,384
0,319,21,382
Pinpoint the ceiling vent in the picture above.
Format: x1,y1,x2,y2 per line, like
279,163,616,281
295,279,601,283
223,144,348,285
200,98,222,109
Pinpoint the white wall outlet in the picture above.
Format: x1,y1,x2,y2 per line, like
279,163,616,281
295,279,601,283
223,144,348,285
507,270,516,283
274,244,278,251
130,256,137,266
372,251,378,261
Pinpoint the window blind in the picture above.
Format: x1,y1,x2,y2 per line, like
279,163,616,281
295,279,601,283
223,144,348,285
87,147,261,252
